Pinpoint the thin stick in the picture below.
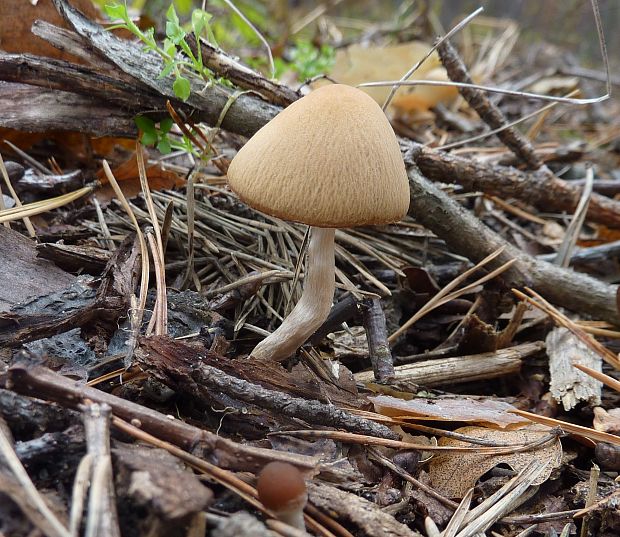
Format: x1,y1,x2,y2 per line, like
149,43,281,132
511,409,620,446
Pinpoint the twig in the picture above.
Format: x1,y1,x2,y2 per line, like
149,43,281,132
355,341,543,388
409,142,620,230
436,39,543,169
81,403,120,537
360,298,394,381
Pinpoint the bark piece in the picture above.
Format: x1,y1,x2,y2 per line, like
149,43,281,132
114,444,212,537
308,482,422,537
137,336,399,440
0,224,75,312
546,327,603,411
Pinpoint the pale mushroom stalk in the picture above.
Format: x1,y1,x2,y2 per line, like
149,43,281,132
252,227,335,361
227,84,409,361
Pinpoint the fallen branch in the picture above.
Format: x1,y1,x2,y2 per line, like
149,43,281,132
406,158,619,325
5,360,319,473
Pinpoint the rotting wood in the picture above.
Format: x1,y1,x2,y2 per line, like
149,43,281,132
354,341,543,387
546,327,602,411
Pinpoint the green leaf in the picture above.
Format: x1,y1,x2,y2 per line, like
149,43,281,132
166,21,186,44
166,4,180,26
135,115,155,134
162,38,177,58
160,117,174,133
191,9,212,37
104,2,128,21
159,60,176,79
157,136,172,154
173,75,191,101
140,130,157,146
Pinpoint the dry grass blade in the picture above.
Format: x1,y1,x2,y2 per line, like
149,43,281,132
573,363,620,393
511,409,620,446
361,79,609,105
0,151,35,236
0,422,70,537
389,247,513,342
441,488,473,537
274,429,548,455
455,461,549,537
555,166,593,267
218,0,274,78
102,160,149,360
513,287,620,370
0,185,93,224
137,145,168,336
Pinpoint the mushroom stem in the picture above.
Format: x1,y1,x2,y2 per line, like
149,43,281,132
252,227,335,361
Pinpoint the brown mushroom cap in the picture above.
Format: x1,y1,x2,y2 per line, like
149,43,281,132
227,84,410,228
256,462,307,513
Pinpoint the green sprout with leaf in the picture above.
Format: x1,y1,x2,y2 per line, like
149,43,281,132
104,2,334,155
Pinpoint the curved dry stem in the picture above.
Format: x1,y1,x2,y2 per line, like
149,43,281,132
251,227,335,361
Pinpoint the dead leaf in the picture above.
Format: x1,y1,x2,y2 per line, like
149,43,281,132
370,395,531,429
327,42,458,114
428,425,562,498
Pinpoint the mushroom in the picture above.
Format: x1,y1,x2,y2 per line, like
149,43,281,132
227,84,409,361
256,462,308,532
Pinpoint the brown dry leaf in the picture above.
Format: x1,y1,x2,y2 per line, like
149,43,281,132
370,395,531,429
593,407,620,434
0,0,100,61
327,42,458,114
428,425,562,498
95,149,186,202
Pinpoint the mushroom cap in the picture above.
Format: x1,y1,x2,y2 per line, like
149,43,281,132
256,462,307,513
227,84,409,227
